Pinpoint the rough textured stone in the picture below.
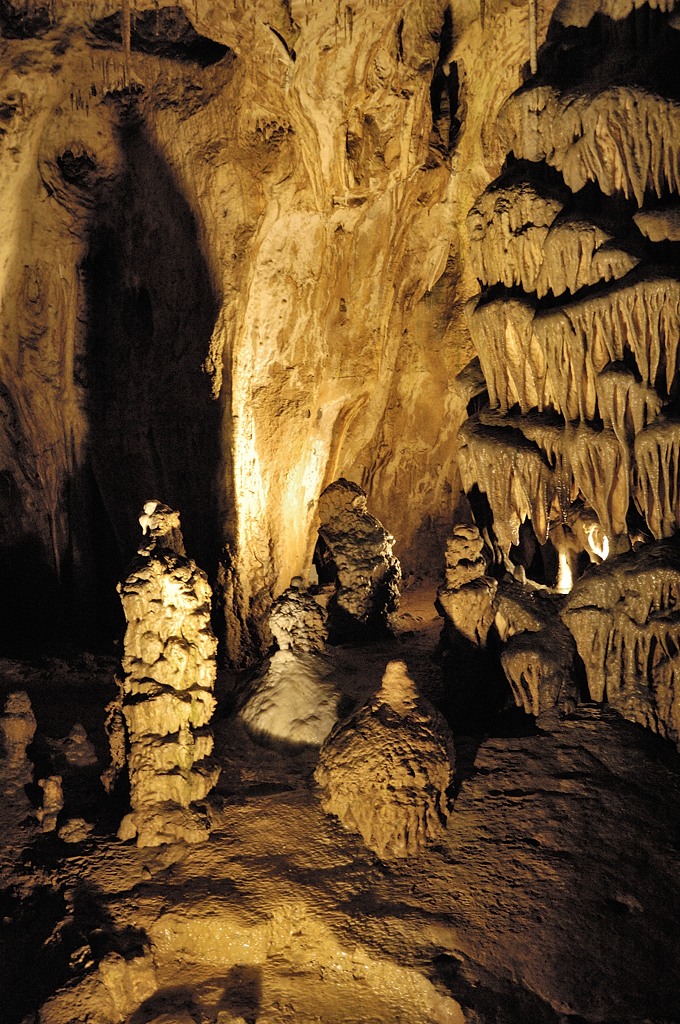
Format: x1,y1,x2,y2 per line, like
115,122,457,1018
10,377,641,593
317,479,401,634
268,577,328,654
116,502,220,846
0,690,36,769
562,540,680,745
315,661,455,860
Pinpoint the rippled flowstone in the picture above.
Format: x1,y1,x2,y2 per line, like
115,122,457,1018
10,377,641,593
239,576,339,747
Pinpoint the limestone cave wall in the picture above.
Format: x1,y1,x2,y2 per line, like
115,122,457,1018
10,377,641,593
0,0,621,660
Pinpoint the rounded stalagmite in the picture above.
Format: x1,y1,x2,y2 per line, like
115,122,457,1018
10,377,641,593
314,660,455,860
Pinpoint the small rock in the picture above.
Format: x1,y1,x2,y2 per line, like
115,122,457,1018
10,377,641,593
58,817,94,843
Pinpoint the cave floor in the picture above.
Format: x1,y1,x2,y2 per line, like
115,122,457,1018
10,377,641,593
1,585,680,1024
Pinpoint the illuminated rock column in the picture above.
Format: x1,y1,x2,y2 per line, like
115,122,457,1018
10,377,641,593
117,502,220,846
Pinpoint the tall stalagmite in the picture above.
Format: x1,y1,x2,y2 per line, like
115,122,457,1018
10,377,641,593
117,502,220,846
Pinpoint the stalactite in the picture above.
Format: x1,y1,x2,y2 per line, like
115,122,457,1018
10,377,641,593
498,86,680,206
562,542,680,745
467,180,638,297
121,0,131,88
457,416,554,550
466,179,563,292
634,420,680,539
596,366,664,447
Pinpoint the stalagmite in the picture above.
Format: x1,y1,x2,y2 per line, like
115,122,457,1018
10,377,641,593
37,775,64,832
117,502,220,846
0,690,36,772
239,576,338,747
268,576,329,654
238,650,340,748
436,524,498,646
498,86,680,206
317,479,401,634
55,722,98,768
315,661,455,860
561,541,680,745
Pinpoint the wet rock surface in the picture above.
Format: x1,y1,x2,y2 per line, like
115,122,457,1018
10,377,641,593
0,592,678,1023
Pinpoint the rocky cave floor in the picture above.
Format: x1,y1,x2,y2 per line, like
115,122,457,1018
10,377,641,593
2,585,680,1024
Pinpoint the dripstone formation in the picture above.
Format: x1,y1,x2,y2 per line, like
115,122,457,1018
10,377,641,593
116,501,220,846
316,479,401,636
0,690,36,790
459,7,680,575
268,576,329,654
315,661,455,860
238,576,339,748
452,0,680,742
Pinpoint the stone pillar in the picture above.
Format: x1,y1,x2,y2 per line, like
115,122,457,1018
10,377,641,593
117,501,220,846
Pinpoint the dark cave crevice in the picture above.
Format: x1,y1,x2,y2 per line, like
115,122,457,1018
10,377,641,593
429,5,460,154
539,3,680,99
90,6,231,67
0,0,52,38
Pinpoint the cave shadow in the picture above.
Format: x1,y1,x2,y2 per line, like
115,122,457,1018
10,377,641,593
0,533,64,654
0,877,148,1024
438,625,541,800
128,966,262,1024
218,964,263,1024
0,99,229,655
432,952,592,1024
0,883,68,1024
537,3,680,99
72,106,225,648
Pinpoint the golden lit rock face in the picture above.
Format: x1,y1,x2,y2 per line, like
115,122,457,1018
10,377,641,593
0,0,471,660
457,0,680,584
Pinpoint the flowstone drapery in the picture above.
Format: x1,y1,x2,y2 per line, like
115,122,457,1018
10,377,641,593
116,501,220,846
452,0,680,740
